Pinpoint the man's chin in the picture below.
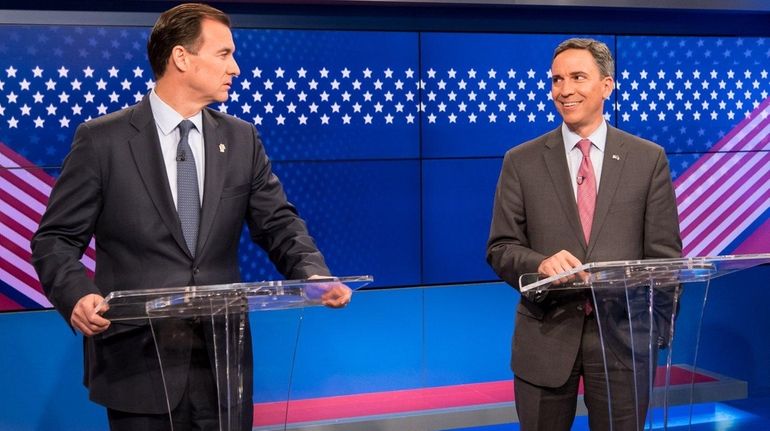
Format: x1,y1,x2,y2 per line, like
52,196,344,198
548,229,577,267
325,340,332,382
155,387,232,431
214,92,230,103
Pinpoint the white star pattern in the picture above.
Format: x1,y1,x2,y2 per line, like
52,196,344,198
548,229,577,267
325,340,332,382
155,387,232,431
0,36,767,137
618,37,770,153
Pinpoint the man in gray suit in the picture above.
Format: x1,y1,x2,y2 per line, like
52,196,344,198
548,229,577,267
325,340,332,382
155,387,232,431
487,38,682,430
31,4,350,430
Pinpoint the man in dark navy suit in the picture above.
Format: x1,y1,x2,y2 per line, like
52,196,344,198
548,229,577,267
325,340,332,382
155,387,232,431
32,4,350,430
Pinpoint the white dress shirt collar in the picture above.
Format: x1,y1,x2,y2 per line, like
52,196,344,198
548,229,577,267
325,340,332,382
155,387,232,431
561,120,608,154
149,90,203,134
562,121,608,198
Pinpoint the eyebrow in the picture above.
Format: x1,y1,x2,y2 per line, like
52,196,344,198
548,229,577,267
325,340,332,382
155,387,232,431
553,71,589,78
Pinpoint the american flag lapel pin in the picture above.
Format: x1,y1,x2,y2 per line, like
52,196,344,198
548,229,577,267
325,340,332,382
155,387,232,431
219,143,226,153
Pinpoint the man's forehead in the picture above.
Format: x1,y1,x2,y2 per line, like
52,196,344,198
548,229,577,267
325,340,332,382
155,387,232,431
200,19,232,37
551,51,598,73
198,20,235,46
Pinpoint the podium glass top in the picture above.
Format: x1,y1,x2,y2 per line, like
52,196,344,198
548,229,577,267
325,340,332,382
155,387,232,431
519,253,770,293
96,275,373,321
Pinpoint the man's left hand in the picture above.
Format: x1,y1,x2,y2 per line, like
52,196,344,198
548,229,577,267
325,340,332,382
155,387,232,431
321,283,352,308
308,275,352,308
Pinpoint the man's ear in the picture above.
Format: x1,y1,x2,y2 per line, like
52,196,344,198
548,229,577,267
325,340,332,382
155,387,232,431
170,45,189,72
602,76,614,100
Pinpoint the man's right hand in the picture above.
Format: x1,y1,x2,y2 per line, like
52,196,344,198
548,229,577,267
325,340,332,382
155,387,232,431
538,250,584,284
70,293,111,336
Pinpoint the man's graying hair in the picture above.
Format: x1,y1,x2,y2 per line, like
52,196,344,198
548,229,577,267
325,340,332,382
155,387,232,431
553,38,615,79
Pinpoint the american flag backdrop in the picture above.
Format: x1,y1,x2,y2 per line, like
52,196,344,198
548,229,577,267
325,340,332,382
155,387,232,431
1,26,769,311
616,36,770,257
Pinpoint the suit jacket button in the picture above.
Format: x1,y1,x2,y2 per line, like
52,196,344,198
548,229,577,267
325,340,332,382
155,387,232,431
576,304,584,311
193,267,200,275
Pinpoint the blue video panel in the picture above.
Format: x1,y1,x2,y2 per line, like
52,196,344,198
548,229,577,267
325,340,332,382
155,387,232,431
419,33,615,158
232,29,420,161
422,158,502,284
0,25,151,167
616,36,770,154
617,36,770,257
238,160,421,288
0,26,419,167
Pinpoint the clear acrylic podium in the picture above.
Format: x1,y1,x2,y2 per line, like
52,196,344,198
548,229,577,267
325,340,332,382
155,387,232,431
95,275,373,431
519,253,770,430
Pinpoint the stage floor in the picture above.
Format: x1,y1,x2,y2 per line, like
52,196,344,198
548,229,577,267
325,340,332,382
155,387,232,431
252,364,757,430
453,396,770,431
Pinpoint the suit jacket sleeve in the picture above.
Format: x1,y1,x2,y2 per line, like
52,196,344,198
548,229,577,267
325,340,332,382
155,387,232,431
486,150,547,290
31,123,103,322
245,125,331,279
644,147,682,260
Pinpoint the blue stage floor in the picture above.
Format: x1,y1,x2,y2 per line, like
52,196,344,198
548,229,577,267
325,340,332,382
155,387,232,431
451,397,770,431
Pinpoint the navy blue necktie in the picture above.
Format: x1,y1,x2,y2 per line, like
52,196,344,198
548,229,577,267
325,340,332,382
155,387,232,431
176,120,199,257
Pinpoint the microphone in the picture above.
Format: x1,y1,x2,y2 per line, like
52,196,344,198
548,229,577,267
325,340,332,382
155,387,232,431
577,175,584,185
176,151,185,162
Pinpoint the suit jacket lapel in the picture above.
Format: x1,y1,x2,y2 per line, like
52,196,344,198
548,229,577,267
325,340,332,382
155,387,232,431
196,109,227,257
128,97,190,257
542,129,587,249
587,125,628,256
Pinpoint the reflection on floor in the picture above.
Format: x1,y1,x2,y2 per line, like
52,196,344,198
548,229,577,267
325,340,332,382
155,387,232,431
452,397,770,431
252,365,752,431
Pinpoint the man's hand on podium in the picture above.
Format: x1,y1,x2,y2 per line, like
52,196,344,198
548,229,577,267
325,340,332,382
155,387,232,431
72,293,111,336
538,250,588,285
321,284,352,308
308,275,352,308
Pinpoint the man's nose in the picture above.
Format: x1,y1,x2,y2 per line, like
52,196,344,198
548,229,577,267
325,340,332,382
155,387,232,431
559,80,575,96
229,58,240,77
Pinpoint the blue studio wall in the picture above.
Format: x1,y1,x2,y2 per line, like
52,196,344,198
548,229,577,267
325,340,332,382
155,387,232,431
2,26,770,306
1,4,770,430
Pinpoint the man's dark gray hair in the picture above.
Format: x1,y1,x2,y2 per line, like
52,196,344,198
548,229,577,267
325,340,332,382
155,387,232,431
553,38,614,79
147,3,231,79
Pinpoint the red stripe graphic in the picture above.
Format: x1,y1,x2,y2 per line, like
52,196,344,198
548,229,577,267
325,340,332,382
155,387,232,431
252,366,717,427
680,152,770,238
675,99,770,256
0,141,95,310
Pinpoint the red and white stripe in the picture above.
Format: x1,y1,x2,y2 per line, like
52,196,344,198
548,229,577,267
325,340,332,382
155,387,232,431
674,99,770,257
0,142,96,309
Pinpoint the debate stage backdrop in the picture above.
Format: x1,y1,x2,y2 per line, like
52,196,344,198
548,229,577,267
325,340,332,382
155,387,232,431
1,26,770,312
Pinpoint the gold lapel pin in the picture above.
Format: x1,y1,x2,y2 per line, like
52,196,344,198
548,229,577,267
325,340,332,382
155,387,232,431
219,143,226,153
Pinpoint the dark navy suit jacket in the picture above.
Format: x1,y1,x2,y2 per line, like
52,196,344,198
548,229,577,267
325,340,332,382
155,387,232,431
32,96,329,413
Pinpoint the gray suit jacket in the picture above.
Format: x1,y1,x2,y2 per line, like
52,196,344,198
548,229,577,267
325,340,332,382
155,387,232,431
31,96,330,413
486,124,681,388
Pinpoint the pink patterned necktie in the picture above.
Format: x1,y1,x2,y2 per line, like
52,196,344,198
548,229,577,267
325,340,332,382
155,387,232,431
576,139,596,316
576,139,596,244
